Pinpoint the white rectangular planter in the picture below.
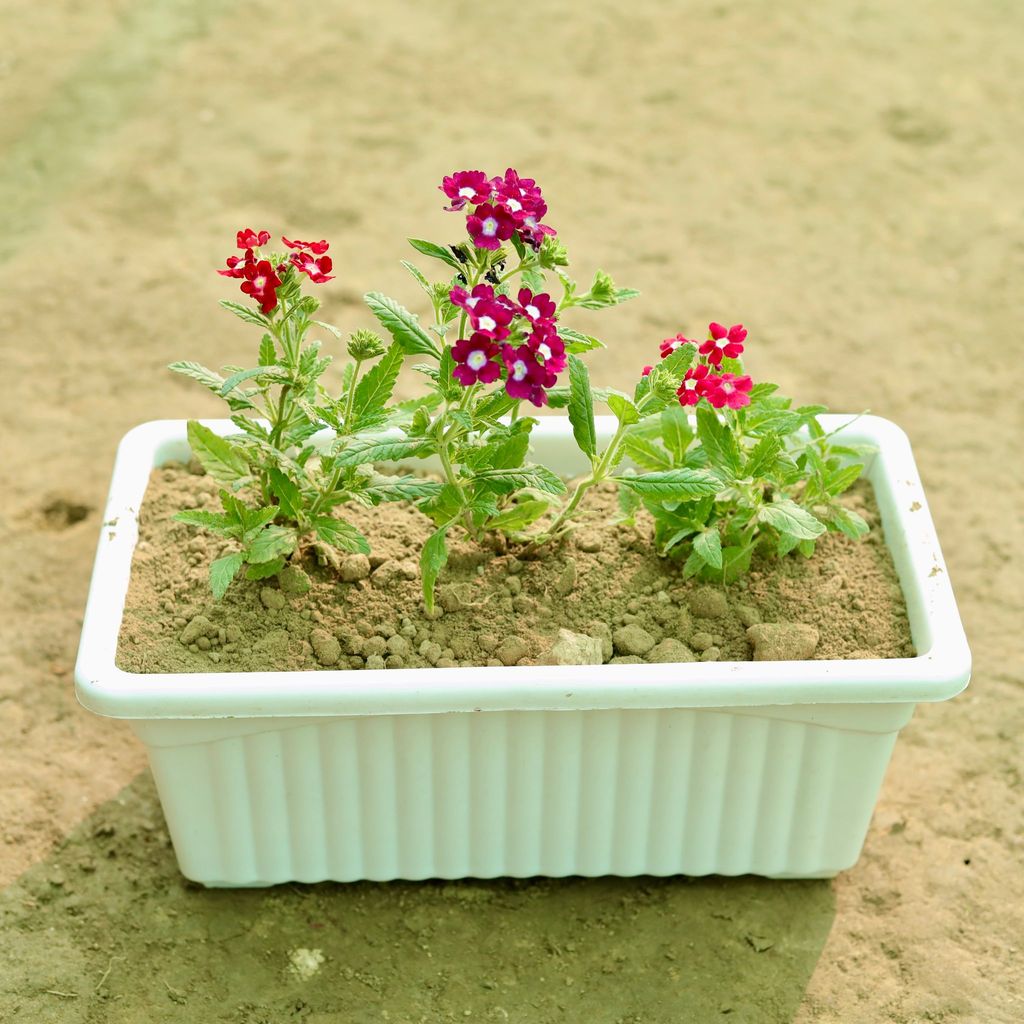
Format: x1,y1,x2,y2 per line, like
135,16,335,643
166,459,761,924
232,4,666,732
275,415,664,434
74,416,970,885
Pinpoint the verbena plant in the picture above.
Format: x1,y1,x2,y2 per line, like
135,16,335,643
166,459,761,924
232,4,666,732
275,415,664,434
172,172,868,608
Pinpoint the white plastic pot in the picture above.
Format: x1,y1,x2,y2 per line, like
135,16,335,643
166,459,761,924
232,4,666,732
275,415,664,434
75,416,970,886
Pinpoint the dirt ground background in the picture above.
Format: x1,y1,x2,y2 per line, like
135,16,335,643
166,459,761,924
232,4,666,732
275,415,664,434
1,1,1022,1021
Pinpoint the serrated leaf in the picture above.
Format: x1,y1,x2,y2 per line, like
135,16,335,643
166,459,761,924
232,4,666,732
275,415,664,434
363,476,445,503
660,343,698,379
522,266,545,293
661,406,693,461
168,361,226,392
824,463,863,497
616,480,642,523
559,327,605,354
351,342,405,430
683,547,705,579
219,365,281,397
622,435,672,472
267,468,302,521
420,524,451,613
364,292,441,358
245,525,297,563
474,465,567,496
829,505,870,540
696,405,742,478
400,259,432,294
693,528,723,570
209,552,245,601
258,335,276,366
721,543,754,583
329,435,435,466
748,382,780,403
486,499,550,532
566,354,597,459
173,509,237,533
245,556,286,580
407,238,464,271
605,390,639,426
313,516,370,554
617,468,721,500
745,434,783,479
757,499,827,540
219,299,270,326
186,420,249,485
313,319,343,339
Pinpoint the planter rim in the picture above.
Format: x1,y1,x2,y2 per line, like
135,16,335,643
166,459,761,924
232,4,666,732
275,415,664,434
74,415,971,719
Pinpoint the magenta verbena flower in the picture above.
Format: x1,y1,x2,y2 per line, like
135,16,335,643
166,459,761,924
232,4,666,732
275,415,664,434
440,170,492,211
450,283,495,313
467,203,516,251
660,333,698,359
452,335,502,386
677,363,714,407
491,167,541,212
502,343,555,407
516,287,557,326
527,323,567,374
469,297,514,340
703,372,753,409
699,322,747,365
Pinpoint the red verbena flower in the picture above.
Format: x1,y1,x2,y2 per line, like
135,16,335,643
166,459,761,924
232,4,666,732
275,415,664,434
217,252,251,279
699,322,747,365
642,365,653,376
468,297,514,340
440,170,492,211
282,236,330,255
703,372,753,409
236,228,270,250
516,287,557,326
677,364,714,407
660,333,697,359
289,251,334,283
502,343,555,407
239,259,282,314
517,203,556,248
526,323,567,374
452,334,502,386
467,203,516,251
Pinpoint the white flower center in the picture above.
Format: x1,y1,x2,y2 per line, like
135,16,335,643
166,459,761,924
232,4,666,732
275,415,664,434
477,315,497,332
254,276,266,289
459,186,475,198
684,379,697,390
512,359,528,381
715,336,729,349
482,217,498,237
466,295,480,309
506,198,523,213
525,304,540,320
721,382,734,394
467,350,488,370
538,342,552,360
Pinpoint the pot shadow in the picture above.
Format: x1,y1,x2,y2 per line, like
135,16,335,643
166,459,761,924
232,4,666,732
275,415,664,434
1,771,835,1023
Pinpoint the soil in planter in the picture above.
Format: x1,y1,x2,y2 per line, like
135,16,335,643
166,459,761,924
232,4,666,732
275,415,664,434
116,463,914,673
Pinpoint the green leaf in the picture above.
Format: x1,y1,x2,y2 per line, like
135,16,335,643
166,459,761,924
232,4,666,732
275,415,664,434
757,499,827,540
244,557,286,580
660,343,698,380
748,382,779,404
616,481,642,523
617,468,721,500
420,524,451,613
474,465,567,496
559,327,605,354
168,361,225,392
330,435,435,466
267,469,302,521
400,259,432,294
696,405,742,478
683,548,705,580
258,335,276,366
605,390,639,426
245,525,297,563
209,552,245,601
622,435,672,472
186,420,249,485
351,342,405,430
824,463,863,497
744,434,783,479
313,319,343,339
693,528,723,570
219,365,280,397
173,509,236,533
313,516,371,554
363,476,445,503
721,543,754,583
486,499,550,532
364,292,441,358
219,299,270,327
566,354,597,459
829,505,870,540
661,406,693,461
522,266,545,293
407,238,464,272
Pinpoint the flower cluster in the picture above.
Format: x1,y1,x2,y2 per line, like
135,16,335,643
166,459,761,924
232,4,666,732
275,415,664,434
218,230,334,313
441,168,556,251
656,322,753,409
450,284,565,406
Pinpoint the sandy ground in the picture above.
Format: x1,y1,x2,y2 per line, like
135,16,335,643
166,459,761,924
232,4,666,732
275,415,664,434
1,0,1022,1020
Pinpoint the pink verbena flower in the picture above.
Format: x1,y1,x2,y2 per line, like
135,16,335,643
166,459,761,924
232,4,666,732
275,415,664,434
517,202,556,248
502,343,555,407
467,203,516,250
449,283,494,313
703,372,753,409
239,259,282,314
699,322,747,365
516,287,557,326
236,228,270,249
282,236,330,255
469,297,514,340
491,168,541,214
440,170,492,211
527,323,567,374
660,333,697,359
289,251,334,283
452,335,501,386
677,364,714,407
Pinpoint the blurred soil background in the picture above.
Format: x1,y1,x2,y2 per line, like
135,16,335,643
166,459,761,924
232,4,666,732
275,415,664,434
0,1,1021,1021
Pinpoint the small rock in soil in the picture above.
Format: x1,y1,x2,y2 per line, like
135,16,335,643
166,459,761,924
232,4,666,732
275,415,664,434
575,530,602,553
609,655,645,665
310,629,342,667
497,636,529,666
543,628,603,666
690,631,714,653
588,621,613,662
278,565,311,596
689,587,728,619
260,587,286,610
613,624,656,657
647,638,696,664
339,553,371,582
365,654,385,670
386,635,410,657
736,604,762,628
180,615,213,646
554,559,577,596
701,647,721,662
747,623,819,661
